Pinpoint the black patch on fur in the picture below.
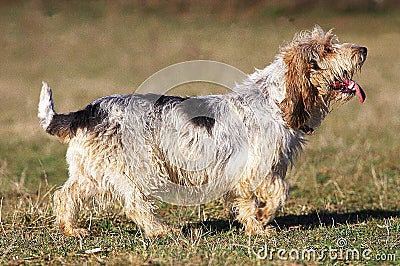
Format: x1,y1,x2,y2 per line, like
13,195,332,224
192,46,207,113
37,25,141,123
151,94,216,135
189,116,215,135
154,95,188,108
180,98,216,135
46,103,107,138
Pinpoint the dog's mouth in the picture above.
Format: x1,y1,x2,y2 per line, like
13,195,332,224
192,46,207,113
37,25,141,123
331,77,366,104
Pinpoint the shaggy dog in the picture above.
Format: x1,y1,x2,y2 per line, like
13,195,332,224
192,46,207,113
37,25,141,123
38,25,367,237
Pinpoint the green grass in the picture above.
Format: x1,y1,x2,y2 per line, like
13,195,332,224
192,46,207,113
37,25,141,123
0,1,399,265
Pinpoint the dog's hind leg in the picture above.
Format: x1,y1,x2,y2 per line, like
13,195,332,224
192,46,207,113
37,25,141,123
54,143,105,238
53,171,98,237
120,183,173,238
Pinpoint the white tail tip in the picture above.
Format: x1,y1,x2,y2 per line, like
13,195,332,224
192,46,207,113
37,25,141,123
38,81,55,130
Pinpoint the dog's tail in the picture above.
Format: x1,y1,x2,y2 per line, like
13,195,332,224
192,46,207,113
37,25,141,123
38,81,74,143
39,81,107,143
38,81,56,131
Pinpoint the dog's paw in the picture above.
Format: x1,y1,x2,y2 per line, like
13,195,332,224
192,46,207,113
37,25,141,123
143,223,176,238
60,223,89,238
244,219,276,236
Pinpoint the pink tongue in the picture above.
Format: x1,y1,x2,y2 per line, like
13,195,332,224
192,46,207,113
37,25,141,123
345,79,366,104
354,82,366,104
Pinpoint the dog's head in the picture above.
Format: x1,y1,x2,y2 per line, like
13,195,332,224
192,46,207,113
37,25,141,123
278,25,367,132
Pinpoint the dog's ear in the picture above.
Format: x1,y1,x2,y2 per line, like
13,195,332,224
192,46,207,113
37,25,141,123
280,44,318,129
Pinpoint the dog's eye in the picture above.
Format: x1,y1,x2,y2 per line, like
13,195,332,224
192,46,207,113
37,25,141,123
310,60,320,70
325,46,334,53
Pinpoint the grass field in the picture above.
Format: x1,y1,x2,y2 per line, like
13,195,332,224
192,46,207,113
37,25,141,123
0,1,399,265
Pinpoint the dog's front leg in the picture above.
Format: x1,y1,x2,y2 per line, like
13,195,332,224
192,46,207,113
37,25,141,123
228,173,289,235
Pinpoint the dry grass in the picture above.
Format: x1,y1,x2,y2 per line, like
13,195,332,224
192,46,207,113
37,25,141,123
0,1,399,265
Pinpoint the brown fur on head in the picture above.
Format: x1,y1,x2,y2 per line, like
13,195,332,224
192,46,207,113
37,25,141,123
279,25,367,131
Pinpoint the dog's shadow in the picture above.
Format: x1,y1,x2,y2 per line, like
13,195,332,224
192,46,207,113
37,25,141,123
182,209,400,235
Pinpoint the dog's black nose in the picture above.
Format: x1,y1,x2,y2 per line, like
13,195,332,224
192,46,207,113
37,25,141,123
359,46,367,58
